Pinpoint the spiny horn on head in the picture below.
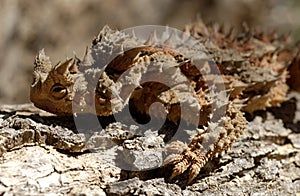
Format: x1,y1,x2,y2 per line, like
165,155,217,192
31,70,41,87
54,58,73,75
69,57,79,74
34,49,52,73
93,25,114,45
81,46,94,66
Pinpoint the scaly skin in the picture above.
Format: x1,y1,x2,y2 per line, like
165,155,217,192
30,21,293,183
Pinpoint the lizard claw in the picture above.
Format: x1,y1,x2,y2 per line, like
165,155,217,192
165,147,208,183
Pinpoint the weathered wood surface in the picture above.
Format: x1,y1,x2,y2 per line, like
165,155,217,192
0,92,300,195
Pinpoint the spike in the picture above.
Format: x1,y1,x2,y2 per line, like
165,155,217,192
164,31,174,47
245,33,253,44
39,48,45,57
93,25,113,45
34,49,52,73
242,21,250,33
226,27,234,39
162,26,170,41
144,31,158,45
54,58,73,75
131,29,137,39
212,23,219,34
268,30,278,42
120,44,124,54
282,31,291,43
81,46,93,66
69,58,78,74
111,86,123,103
31,71,41,87
182,27,191,41
219,23,225,34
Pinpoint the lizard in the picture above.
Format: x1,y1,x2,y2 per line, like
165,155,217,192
30,20,293,184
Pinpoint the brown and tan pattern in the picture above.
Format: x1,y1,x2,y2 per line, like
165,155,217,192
30,20,295,183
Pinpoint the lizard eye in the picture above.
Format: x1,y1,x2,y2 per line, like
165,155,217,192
51,84,67,99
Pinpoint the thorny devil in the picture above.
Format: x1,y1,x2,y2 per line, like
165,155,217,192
30,20,296,184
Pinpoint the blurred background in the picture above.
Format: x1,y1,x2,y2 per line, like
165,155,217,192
0,0,299,104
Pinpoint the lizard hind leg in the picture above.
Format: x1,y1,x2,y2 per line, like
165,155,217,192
166,151,210,184
164,142,209,183
165,104,247,184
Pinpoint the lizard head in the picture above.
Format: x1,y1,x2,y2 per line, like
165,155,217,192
30,49,89,115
